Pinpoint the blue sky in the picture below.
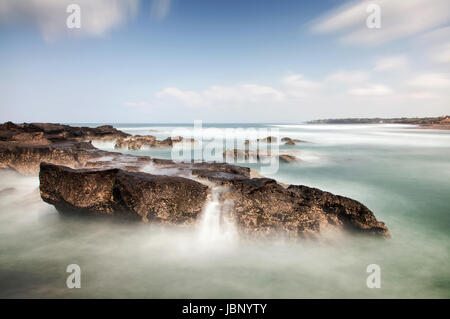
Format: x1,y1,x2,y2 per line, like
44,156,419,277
0,0,449,123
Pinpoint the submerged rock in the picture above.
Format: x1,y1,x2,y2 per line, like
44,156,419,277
257,136,277,143
279,154,298,163
281,137,308,145
223,149,300,164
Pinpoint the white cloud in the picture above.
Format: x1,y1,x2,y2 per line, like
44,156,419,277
310,0,450,46
150,0,171,21
0,0,139,41
349,84,393,96
374,55,409,71
282,74,321,97
429,43,450,64
408,73,450,89
325,70,370,84
156,84,285,108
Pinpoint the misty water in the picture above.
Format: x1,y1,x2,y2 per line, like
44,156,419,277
0,124,449,298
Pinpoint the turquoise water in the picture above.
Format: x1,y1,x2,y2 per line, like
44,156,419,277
0,123,449,298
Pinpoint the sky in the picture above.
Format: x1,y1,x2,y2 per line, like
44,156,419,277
0,0,449,123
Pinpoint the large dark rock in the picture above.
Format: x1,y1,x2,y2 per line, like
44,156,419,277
40,162,208,223
39,162,390,238
203,177,390,238
18,123,130,141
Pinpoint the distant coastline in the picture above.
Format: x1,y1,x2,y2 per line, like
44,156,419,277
308,116,450,130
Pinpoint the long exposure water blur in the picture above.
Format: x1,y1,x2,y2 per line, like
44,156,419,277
0,123,449,298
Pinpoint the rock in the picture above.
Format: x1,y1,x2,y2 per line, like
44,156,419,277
39,162,208,223
0,122,132,175
39,162,389,238
223,149,299,164
287,185,389,237
279,154,298,163
0,141,103,175
281,137,308,145
114,136,157,150
223,149,272,161
18,123,130,141
207,177,390,238
114,136,194,150
257,136,277,143
284,140,296,146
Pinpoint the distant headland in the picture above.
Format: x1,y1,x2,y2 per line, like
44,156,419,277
308,116,450,130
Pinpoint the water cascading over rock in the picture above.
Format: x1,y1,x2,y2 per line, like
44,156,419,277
197,187,237,245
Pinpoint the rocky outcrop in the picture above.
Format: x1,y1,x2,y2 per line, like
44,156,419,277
114,136,195,150
281,137,308,145
223,149,272,161
115,135,157,150
0,122,137,174
0,122,129,142
40,162,208,223
39,162,390,238
0,140,105,175
223,149,300,164
279,154,298,163
194,176,390,238
257,136,277,143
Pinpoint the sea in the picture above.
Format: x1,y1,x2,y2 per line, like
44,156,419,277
0,123,449,298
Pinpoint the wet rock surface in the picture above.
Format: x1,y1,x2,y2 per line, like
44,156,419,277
40,162,208,224
0,122,130,174
197,175,390,238
39,163,389,238
281,137,307,144
114,135,195,150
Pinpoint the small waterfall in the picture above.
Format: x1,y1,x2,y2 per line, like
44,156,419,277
197,187,237,245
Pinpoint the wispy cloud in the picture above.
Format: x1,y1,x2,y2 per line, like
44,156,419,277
282,74,322,98
0,0,139,41
428,43,450,64
408,73,450,89
348,84,393,96
310,0,450,46
374,55,409,72
325,70,370,84
156,84,285,108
